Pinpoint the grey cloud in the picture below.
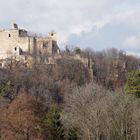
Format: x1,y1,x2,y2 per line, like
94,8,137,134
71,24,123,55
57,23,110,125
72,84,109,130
67,22,140,54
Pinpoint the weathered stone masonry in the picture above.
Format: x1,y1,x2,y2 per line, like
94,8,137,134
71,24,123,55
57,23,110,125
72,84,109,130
0,23,60,66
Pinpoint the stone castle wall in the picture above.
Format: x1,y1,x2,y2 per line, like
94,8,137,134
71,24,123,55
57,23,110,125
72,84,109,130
0,24,61,67
0,24,60,60
0,28,35,59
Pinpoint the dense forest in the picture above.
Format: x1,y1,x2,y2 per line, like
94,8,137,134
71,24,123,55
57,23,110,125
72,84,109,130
0,47,140,140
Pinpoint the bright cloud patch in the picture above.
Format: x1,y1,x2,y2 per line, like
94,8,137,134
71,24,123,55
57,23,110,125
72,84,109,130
123,36,140,52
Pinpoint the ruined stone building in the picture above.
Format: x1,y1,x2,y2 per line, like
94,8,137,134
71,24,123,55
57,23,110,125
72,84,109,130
0,23,61,67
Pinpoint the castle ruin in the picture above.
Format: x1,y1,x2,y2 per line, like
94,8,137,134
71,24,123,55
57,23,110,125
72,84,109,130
0,23,61,67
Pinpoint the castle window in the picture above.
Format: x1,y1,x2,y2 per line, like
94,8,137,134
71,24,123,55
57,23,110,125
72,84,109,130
51,33,54,36
9,34,11,37
15,47,17,51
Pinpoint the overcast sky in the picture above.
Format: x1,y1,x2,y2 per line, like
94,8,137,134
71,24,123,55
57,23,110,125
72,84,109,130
0,0,140,55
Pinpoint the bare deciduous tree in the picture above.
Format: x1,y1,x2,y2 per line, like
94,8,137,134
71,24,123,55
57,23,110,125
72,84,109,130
0,92,48,140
